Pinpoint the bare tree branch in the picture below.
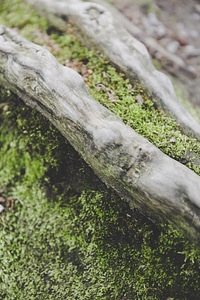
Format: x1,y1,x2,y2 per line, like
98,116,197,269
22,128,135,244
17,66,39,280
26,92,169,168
26,0,200,141
1,25,200,244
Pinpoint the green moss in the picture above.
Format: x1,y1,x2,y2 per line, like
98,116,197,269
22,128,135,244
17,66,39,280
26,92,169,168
0,111,200,300
1,88,200,299
1,0,200,299
50,33,200,175
1,0,200,175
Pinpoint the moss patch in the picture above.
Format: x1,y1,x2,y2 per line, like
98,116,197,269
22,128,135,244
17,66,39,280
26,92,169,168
1,90,200,299
50,31,200,175
0,0,200,176
1,0,200,299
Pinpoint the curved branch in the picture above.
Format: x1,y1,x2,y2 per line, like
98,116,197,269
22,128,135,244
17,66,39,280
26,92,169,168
25,0,200,141
0,25,200,244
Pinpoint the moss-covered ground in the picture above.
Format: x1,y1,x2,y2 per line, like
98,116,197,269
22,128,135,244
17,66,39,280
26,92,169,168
1,0,200,299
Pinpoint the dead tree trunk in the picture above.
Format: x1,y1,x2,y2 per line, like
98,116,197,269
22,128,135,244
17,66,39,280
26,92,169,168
1,25,200,244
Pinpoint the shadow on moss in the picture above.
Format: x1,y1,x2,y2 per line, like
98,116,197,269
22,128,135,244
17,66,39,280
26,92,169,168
0,89,200,299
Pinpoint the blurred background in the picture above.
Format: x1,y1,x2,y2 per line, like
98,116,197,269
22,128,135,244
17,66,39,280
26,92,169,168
98,0,200,120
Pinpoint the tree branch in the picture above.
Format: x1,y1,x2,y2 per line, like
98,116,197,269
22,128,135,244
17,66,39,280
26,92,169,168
1,25,200,244
26,0,200,141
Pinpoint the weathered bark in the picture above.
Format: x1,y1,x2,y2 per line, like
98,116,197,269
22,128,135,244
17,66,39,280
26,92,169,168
0,25,200,244
26,0,200,141
91,0,198,79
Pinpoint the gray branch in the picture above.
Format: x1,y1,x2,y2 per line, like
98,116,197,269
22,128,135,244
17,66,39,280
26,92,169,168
25,0,200,141
0,25,200,244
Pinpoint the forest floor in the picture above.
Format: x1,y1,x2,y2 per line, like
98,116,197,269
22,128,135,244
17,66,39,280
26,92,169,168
1,0,200,298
